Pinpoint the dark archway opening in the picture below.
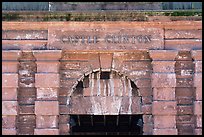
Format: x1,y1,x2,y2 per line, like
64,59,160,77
70,115,143,135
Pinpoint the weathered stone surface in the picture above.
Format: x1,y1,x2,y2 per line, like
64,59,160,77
152,101,177,115
34,129,59,135
35,74,60,88
151,61,175,73
153,129,177,135
35,101,59,115
149,50,178,61
2,129,17,135
152,73,176,87
36,62,60,73
194,101,202,115
2,115,16,128
33,50,62,60
2,30,48,40
36,115,58,128
37,88,58,101
66,96,142,115
177,105,193,115
100,53,113,71
2,88,17,101
2,62,19,73
153,88,175,101
2,101,18,115
165,30,202,39
191,50,202,61
48,26,164,50
154,116,176,128
2,74,18,88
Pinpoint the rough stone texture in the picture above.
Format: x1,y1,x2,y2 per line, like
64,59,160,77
34,129,59,135
35,101,59,115
153,129,178,135
35,74,60,88
152,101,177,115
2,101,18,115
2,20,202,135
152,73,176,87
154,116,176,129
2,88,17,101
36,115,58,128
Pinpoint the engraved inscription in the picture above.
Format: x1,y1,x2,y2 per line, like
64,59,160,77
61,34,151,45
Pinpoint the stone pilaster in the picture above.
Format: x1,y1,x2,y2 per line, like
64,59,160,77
149,50,178,135
191,50,202,135
2,51,21,135
33,50,62,135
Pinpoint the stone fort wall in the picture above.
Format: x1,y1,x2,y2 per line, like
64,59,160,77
2,10,202,135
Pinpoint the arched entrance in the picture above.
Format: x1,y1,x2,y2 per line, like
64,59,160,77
66,70,143,135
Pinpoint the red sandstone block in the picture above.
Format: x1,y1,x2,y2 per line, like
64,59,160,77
176,97,193,105
35,74,59,88
99,53,113,71
151,61,175,73
153,88,175,101
59,123,70,134
2,30,48,40
83,88,91,97
149,50,178,61
117,51,151,61
194,129,202,135
2,88,17,101
128,71,152,81
191,50,202,61
196,115,202,128
142,104,152,114
61,70,83,79
36,61,59,73
61,52,89,61
37,88,58,101
59,115,70,124
152,73,176,88
177,105,193,115
194,73,202,87
33,50,62,60
176,78,193,88
121,61,152,71
2,50,21,60
195,61,202,73
138,87,153,97
36,115,58,128
143,123,153,135
2,101,18,115
165,40,202,50
194,101,202,115
154,116,176,129
60,78,78,88
2,129,17,135
152,101,177,115
176,87,194,97
2,62,18,73
35,101,59,115
2,115,16,128
88,53,100,71
177,124,195,135
165,30,202,39
135,78,151,88
195,87,202,101
143,115,153,124
176,115,195,125
142,96,153,105
19,105,35,114
153,129,177,135
2,74,18,88
34,129,59,135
